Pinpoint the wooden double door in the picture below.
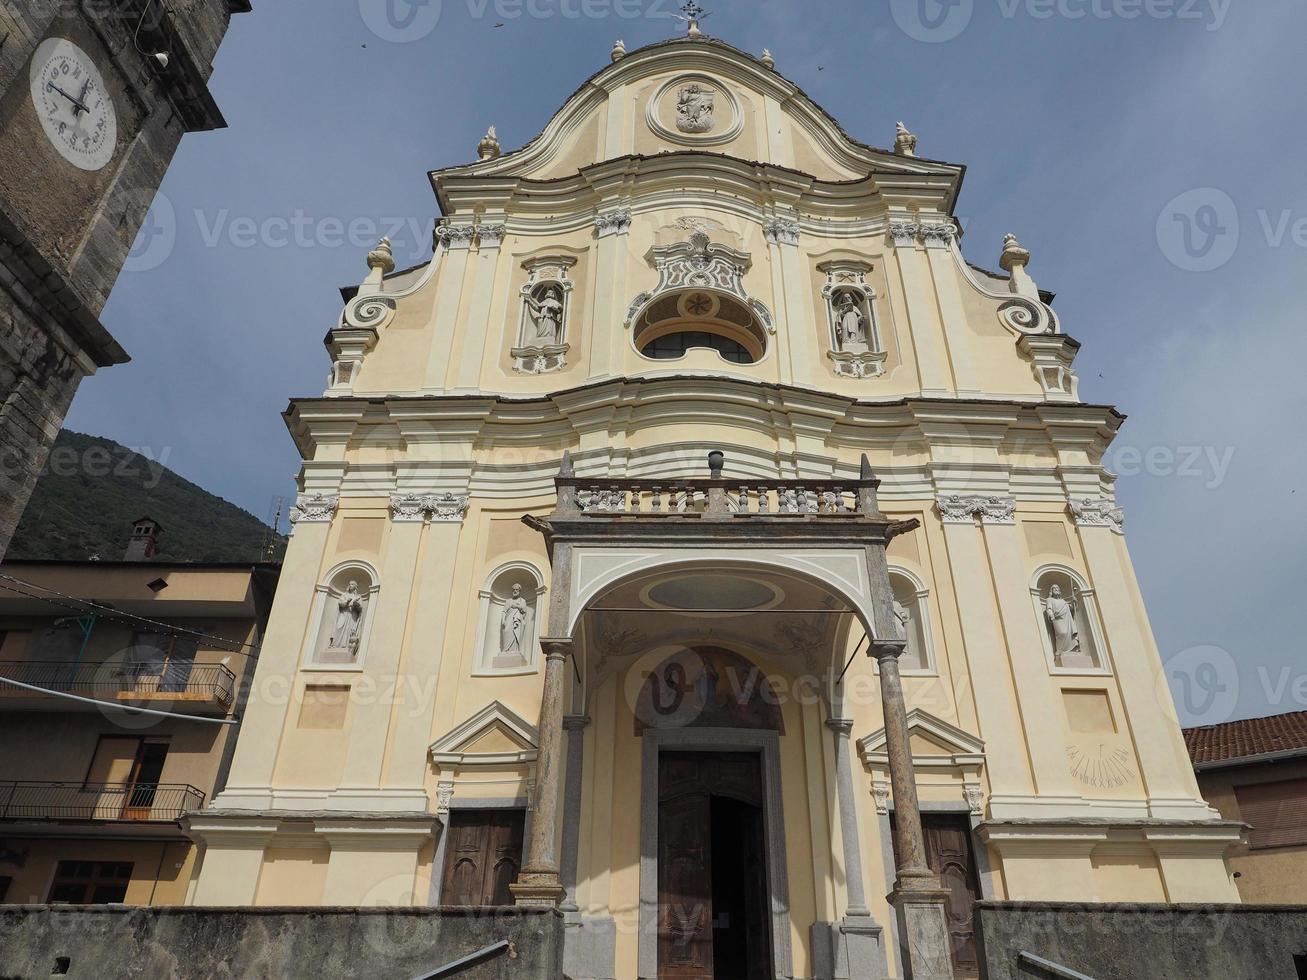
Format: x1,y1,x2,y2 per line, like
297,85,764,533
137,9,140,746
657,752,771,980
439,809,525,906
892,813,983,979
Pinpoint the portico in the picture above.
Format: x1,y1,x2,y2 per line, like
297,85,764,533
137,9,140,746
510,452,953,979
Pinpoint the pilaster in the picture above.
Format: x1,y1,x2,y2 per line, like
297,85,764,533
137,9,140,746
936,516,1035,806
1074,520,1214,818
334,518,426,800
186,817,280,906
921,226,980,395
978,507,1085,809
889,222,953,396
216,518,333,803
423,226,474,388
451,223,506,389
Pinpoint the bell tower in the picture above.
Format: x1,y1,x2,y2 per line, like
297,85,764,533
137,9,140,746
0,0,251,558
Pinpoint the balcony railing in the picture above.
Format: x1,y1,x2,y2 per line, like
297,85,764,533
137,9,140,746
567,479,873,517
0,661,236,706
0,781,205,823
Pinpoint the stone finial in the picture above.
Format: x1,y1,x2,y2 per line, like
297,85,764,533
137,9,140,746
860,454,876,481
708,450,724,478
477,125,501,161
611,39,626,62
1000,233,1039,299
366,236,395,276
760,48,775,70
558,450,575,478
894,121,918,157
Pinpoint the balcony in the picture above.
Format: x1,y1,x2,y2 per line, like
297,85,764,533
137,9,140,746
0,781,205,824
0,661,237,715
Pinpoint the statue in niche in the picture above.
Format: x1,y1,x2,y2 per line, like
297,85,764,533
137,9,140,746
834,291,869,353
499,583,530,658
329,581,366,653
1044,584,1081,657
892,598,911,641
525,284,564,345
675,83,715,133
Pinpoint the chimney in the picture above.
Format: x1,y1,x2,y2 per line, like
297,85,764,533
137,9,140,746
124,517,162,561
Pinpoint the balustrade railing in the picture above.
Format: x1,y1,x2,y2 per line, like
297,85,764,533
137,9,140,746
568,479,868,517
0,781,205,823
0,661,236,705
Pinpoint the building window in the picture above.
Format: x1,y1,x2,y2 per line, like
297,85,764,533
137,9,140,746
84,736,170,819
630,289,768,366
47,861,133,904
642,329,752,364
1235,778,1307,849
439,810,525,906
127,632,198,692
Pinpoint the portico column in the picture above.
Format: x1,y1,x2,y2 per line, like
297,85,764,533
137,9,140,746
827,717,870,917
510,636,571,907
560,714,590,912
873,641,954,980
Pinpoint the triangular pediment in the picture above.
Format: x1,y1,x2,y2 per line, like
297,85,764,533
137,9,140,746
857,709,985,769
429,701,538,766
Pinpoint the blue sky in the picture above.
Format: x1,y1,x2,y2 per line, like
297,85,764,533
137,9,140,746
70,0,1307,724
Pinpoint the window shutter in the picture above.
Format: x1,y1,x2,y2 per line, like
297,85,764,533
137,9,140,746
1234,778,1307,849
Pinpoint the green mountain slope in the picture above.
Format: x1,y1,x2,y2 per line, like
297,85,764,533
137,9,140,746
8,430,285,563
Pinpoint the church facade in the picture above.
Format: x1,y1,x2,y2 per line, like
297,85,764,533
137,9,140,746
187,28,1241,980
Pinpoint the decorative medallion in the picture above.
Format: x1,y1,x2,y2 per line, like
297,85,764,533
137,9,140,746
646,74,744,146
675,83,715,133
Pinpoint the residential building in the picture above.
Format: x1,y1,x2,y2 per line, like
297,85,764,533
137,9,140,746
1186,710,1307,904
0,524,277,905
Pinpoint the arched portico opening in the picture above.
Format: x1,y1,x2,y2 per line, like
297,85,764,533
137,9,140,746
560,561,882,980
513,453,950,980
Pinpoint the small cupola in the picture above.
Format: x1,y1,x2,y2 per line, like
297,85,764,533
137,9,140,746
124,517,162,561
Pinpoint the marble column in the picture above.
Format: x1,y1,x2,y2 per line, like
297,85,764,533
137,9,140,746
560,714,590,912
511,636,571,907
827,717,870,917
874,641,954,980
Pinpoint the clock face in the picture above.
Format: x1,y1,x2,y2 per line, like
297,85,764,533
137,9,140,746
29,38,117,172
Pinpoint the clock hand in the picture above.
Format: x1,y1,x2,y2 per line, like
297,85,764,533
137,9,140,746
46,80,90,115
74,78,92,117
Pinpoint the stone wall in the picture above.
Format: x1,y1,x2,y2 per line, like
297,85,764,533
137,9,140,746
0,238,88,559
0,906,565,980
975,901,1307,980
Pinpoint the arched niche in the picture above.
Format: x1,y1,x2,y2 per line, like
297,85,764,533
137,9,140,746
632,646,784,736
819,260,886,379
305,561,380,668
1030,564,1108,673
512,256,575,375
473,562,547,675
888,567,936,674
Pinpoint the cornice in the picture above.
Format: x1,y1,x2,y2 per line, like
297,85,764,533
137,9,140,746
435,152,956,227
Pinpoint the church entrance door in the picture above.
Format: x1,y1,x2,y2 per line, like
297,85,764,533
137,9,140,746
657,751,770,980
